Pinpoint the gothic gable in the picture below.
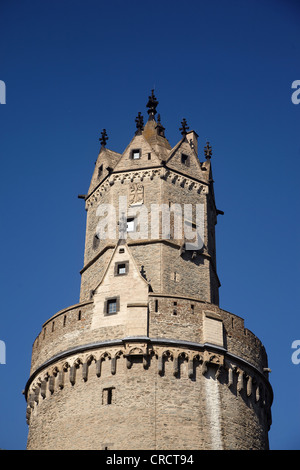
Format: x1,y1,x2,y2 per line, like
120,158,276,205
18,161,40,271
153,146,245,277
166,137,204,181
112,133,162,173
91,243,149,336
87,147,121,196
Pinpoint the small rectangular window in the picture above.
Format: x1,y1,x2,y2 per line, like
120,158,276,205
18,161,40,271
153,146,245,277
181,153,189,166
118,265,126,274
104,296,120,316
114,262,128,276
107,299,117,314
127,217,135,232
131,149,141,160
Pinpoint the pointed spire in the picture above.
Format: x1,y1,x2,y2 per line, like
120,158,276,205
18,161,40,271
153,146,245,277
146,89,158,121
135,112,144,135
179,118,189,136
204,141,212,159
99,129,108,147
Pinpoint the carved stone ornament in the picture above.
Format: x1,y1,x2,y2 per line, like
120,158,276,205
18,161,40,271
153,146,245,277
129,183,144,206
124,342,148,356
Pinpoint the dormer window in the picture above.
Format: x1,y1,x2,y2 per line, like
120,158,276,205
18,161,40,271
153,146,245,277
117,264,126,274
131,149,141,160
181,153,190,166
114,261,129,276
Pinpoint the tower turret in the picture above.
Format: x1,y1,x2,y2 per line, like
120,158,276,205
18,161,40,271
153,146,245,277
25,92,273,450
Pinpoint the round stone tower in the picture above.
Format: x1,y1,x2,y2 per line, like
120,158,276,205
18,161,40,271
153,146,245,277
24,92,273,450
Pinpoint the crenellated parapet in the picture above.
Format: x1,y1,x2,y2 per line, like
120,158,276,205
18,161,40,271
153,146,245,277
29,294,268,376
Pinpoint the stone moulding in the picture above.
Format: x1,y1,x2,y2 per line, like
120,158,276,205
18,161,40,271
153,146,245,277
85,166,208,209
24,336,273,427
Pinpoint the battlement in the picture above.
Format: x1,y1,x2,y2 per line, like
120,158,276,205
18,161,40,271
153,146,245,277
30,294,268,379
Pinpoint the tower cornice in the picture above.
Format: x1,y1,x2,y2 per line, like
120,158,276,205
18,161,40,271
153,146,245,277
24,336,273,408
85,165,209,209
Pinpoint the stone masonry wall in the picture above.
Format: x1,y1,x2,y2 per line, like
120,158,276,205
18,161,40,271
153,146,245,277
26,339,272,450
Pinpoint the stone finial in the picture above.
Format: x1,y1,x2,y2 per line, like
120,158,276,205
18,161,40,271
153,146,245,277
99,129,108,147
135,112,144,135
146,89,158,121
179,118,189,136
204,141,212,159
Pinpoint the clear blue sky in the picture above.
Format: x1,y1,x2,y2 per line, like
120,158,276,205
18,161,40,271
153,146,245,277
0,0,299,450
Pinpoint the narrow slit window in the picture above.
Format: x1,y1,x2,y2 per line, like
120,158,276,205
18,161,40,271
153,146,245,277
103,387,115,405
98,164,103,179
181,153,189,166
107,388,113,405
